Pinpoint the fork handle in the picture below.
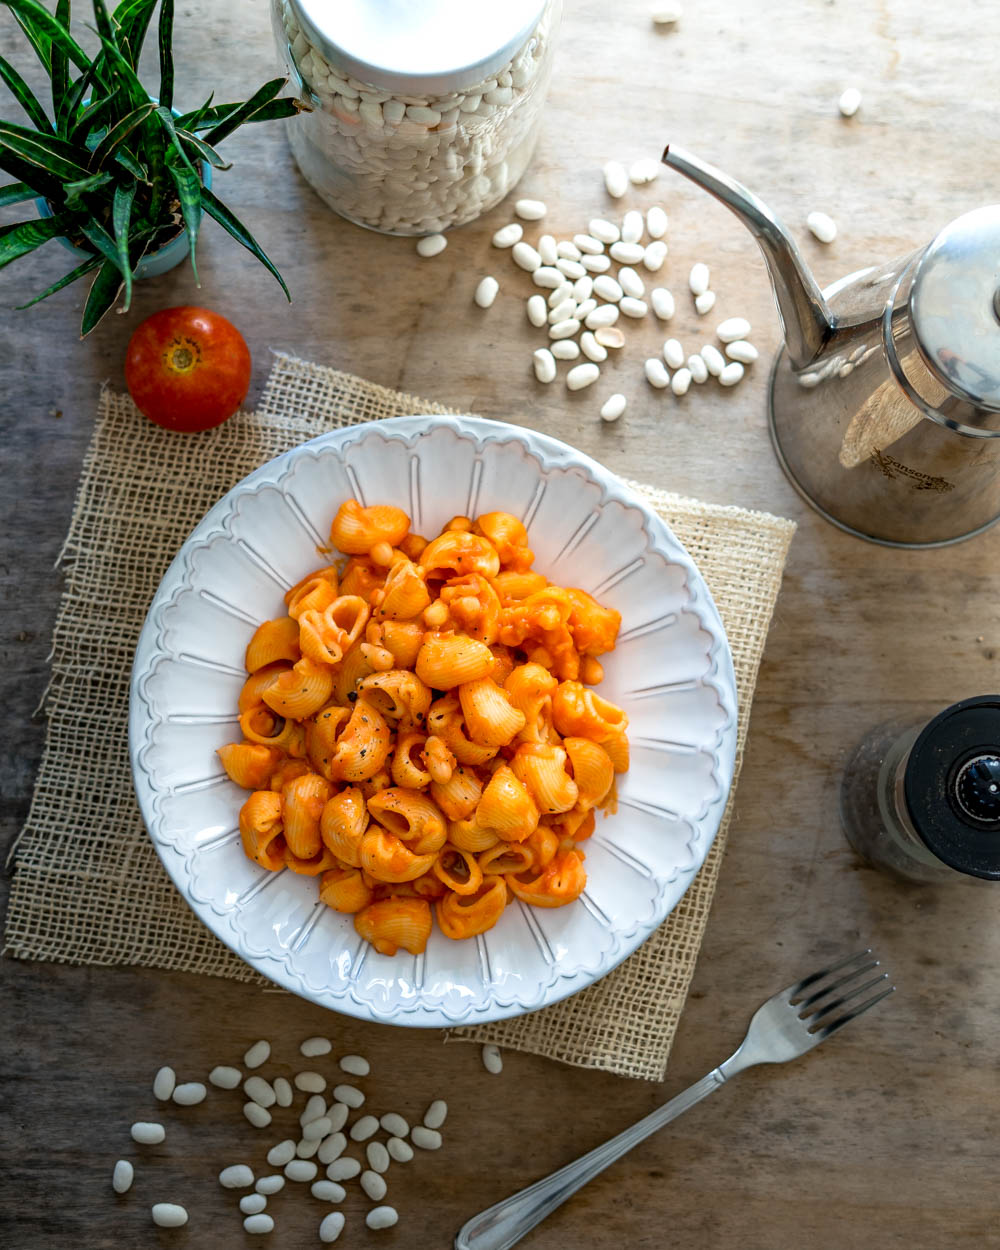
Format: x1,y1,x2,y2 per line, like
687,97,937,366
454,1067,728,1250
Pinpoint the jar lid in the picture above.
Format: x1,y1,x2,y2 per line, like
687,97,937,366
903,694,1000,880
288,0,548,95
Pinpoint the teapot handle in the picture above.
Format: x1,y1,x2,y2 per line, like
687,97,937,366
881,260,1000,440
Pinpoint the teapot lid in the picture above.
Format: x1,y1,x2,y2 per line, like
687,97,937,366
910,206,1000,414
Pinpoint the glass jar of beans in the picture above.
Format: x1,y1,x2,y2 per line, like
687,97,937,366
272,0,561,236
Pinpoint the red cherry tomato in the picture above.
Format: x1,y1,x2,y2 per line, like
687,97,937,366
125,306,252,432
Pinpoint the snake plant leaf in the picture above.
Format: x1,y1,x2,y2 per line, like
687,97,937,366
92,32,146,111
50,1,71,113
114,147,147,180
80,257,123,335
176,128,231,171
78,217,123,270
4,0,91,72
90,0,117,49
175,95,303,133
0,179,35,207
152,105,195,177
56,62,95,136
113,0,158,66
157,0,174,110
200,183,290,300
90,102,155,169
174,91,214,132
16,252,100,308
166,152,200,285
62,166,113,206
0,214,71,269
111,180,135,309
0,120,91,182
0,146,68,202
0,51,53,133
69,89,120,148
201,78,288,147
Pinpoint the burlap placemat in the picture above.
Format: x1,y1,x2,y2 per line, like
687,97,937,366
4,352,795,1081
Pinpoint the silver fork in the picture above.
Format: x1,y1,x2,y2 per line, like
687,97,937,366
455,949,894,1250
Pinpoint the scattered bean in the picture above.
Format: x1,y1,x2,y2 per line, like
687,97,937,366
361,1170,389,1201
725,340,759,364
300,1095,327,1126
327,1103,349,1132
349,1114,380,1142
651,287,675,321
295,1072,327,1094
662,338,685,369
688,262,710,295
475,276,500,308
547,281,574,307
112,1160,134,1194
267,1140,297,1167
609,241,645,264
646,206,668,238
538,234,558,265
618,267,646,299
556,239,582,261
296,1136,321,1159
645,358,670,388
701,343,726,375
643,240,668,271
716,317,751,342
580,332,607,363
595,326,625,349
153,1067,176,1102
387,1136,414,1163
151,1204,187,1228
593,274,623,303
244,1076,276,1108
719,361,746,386
380,1113,410,1138
621,210,645,244
482,1044,504,1074
209,1066,242,1089
671,367,693,396
533,348,557,383
366,1206,399,1230
131,1123,165,1145
318,1132,348,1164
244,1041,270,1070
515,198,547,220
600,393,627,422
240,1194,268,1215
326,1158,362,1182
319,1211,346,1243
581,252,612,272
219,1164,254,1189
575,298,597,320
556,257,587,279
492,222,523,248
526,294,548,327
311,1179,347,1202
839,86,862,117
619,297,648,318
548,298,577,324
243,1103,272,1129
367,1141,391,1173
603,160,629,198
694,290,717,315
549,318,581,340
566,363,601,391
687,354,709,383
551,340,581,360
303,1116,334,1142
172,1082,206,1106
284,1159,319,1182
244,1213,274,1234
807,210,837,243
273,1077,293,1108
588,218,620,244
532,265,565,289
512,241,542,272
255,1175,285,1195
300,1037,332,1058
573,233,605,255
415,233,447,258
629,158,660,184
573,274,594,300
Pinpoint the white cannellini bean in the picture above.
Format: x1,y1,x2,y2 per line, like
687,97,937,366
152,1067,175,1102
549,318,581,340
585,304,619,329
651,1,682,23
645,358,670,388
295,1072,327,1093
807,210,837,243
326,1158,362,1182
172,1082,206,1106
671,367,693,396
695,290,717,315
318,1132,347,1164
580,332,607,362
557,240,582,261
349,1114,380,1141
603,160,629,198
618,267,646,298
512,241,542,272
302,1116,333,1142
319,1211,346,1243
600,393,627,422
595,326,625,349
243,1102,272,1129
131,1122,165,1145
423,1100,449,1130
219,1164,254,1189
593,274,623,302
284,1159,318,1182
573,233,605,256
244,1040,270,1070
515,198,547,220
716,317,751,342
380,1113,409,1138
646,206,668,238
547,282,574,307
475,276,500,308
589,217,620,244
839,86,862,117
688,354,709,383
387,1136,414,1163
532,266,565,289
492,222,523,248
366,1207,399,1231
609,241,645,264
112,1160,134,1194
576,298,598,320
526,294,547,327
151,1204,187,1228
415,233,447,257
701,343,726,375
209,1066,242,1089
726,340,759,363
556,257,587,279
272,1077,293,1108
361,1170,388,1201
566,363,600,391
244,1214,274,1235
537,234,558,265
619,297,648,318
629,157,660,184
551,340,580,360
663,338,685,368
719,361,746,386
296,1137,321,1159
621,210,645,244
255,1175,285,1195
240,1194,268,1215
651,287,675,320
244,1076,276,1108
327,1103,349,1132
311,1179,346,1202
533,348,557,383
582,252,612,272
548,298,577,324
643,240,668,272
688,262,710,295
573,274,594,301
267,1140,297,1167
299,1036,332,1058
367,1141,391,1173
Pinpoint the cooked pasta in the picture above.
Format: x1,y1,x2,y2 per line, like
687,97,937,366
219,499,629,956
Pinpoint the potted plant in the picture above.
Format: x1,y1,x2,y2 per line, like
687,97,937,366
0,0,305,333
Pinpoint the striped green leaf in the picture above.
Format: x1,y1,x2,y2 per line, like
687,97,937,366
50,1,71,111
157,0,174,109
4,0,91,72
0,180,35,207
80,258,123,335
200,184,289,300
90,102,155,169
63,167,113,207
0,215,70,270
0,120,91,182
0,51,52,133
177,128,231,171
112,180,135,308
167,153,200,284
202,78,288,147
177,95,301,133
16,253,101,308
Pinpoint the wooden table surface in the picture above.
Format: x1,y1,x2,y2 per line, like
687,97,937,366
3,1,1000,1247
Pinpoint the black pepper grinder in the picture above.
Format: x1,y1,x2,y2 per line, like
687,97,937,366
840,695,1000,884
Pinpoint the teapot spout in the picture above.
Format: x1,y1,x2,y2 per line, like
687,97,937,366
662,145,833,369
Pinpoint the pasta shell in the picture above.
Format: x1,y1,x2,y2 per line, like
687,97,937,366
416,633,496,691
475,511,534,571
458,678,526,747
282,772,332,859
320,786,369,866
564,737,615,809
448,817,501,853
419,531,500,581
435,877,508,940
319,866,373,913
358,670,432,731
238,663,290,713
367,788,447,855
506,849,587,908
353,898,432,956
475,764,539,842
286,575,338,621
330,500,410,555
239,705,300,752
379,620,424,669
284,844,338,875
218,741,283,790
432,845,484,896
245,616,300,673
360,828,437,883
328,698,393,782
551,681,628,743
239,791,286,870
263,658,335,720
305,705,350,779
478,841,534,876
511,745,579,815
493,571,548,602
391,731,432,789
377,557,431,621
430,765,482,821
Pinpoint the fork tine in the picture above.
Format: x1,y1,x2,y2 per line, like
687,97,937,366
791,948,872,996
816,983,896,1039
804,972,889,1025
796,958,881,1010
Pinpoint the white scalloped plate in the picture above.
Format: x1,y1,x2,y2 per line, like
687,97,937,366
129,416,737,1027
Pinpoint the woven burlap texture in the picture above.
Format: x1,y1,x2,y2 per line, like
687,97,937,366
4,352,795,1082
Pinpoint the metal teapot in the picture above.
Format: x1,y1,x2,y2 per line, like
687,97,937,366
662,146,1000,547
